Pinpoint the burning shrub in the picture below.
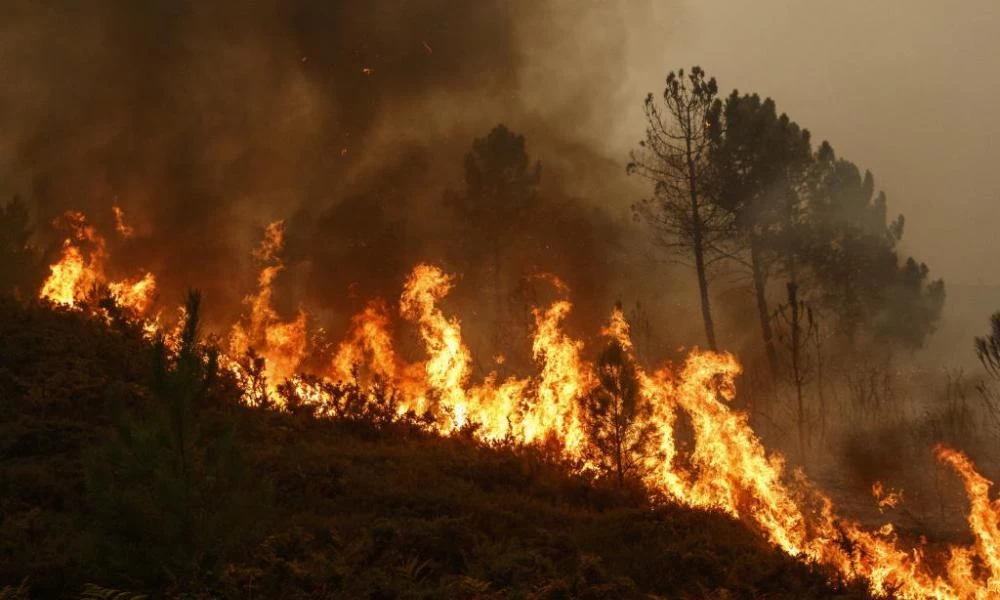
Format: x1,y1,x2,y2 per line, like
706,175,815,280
277,373,409,428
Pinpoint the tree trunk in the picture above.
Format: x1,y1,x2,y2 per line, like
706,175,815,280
750,237,778,377
692,242,717,351
492,241,503,359
613,395,626,487
814,323,827,444
787,282,806,457
686,136,718,351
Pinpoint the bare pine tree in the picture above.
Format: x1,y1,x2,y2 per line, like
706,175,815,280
628,67,730,351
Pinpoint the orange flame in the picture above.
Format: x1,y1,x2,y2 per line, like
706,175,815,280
399,264,474,425
873,481,904,512
40,211,105,306
229,221,307,402
107,272,157,314
332,299,398,381
525,300,590,450
112,205,134,238
40,210,155,313
936,446,1000,596
35,212,1000,598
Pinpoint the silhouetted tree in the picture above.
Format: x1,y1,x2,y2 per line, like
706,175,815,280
802,145,944,348
446,125,541,352
240,347,270,408
580,339,656,486
708,92,813,376
774,282,816,455
293,161,415,309
976,312,1000,379
974,312,1000,435
807,143,899,238
83,291,268,587
811,309,831,443
628,299,655,366
629,67,729,351
0,197,40,297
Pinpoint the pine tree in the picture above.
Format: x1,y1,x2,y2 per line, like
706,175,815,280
446,125,541,357
0,197,40,297
83,291,268,587
629,67,728,351
580,340,656,486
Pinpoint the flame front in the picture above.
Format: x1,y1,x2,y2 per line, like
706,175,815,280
36,209,1000,598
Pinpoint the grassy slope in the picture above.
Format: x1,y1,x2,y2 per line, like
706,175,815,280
0,299,868,599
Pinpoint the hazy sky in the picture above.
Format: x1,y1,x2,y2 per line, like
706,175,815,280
606,1,1000,288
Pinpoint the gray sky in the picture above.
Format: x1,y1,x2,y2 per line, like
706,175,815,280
606,1,1000,288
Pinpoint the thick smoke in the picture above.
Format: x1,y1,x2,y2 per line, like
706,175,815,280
0,0,691,363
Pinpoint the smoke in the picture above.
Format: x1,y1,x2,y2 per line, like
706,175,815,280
0,0,711,372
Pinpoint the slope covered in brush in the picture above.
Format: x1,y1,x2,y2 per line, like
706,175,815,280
0,298,866,598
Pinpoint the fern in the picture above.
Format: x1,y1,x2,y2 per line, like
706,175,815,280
79,583,148,600
448,575,492,594
398,556,433,581
0,578,29,600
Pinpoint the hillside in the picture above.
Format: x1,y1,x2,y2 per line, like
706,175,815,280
0,298,867,599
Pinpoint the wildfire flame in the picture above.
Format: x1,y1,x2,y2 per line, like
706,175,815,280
39,210,155,312
228,221,308,401
331,299,398,383
112,205,135,238
873,481,904,512
36,209,1000,598
107,272,157,314
39,211,105,306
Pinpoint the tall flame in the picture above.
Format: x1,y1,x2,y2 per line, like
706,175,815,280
229,220,307,401
936,447,1000,596
399,264,475,426
526,300,590,450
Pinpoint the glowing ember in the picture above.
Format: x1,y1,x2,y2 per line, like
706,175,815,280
112,205,135,238
873,481,904,512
